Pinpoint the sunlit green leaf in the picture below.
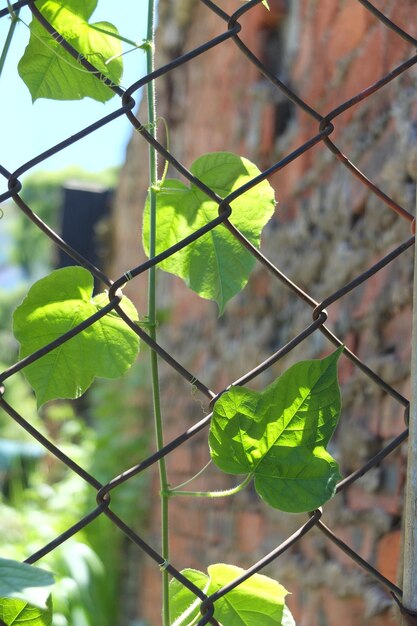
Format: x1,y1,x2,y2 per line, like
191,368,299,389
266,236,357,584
170,563,293,626
0,559,54,609
18,0,122,102
143,152,276,314
0,596,52,626
209,349,343,513
13,267,140,407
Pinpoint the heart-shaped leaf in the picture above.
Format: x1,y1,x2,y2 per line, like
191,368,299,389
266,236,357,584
0,597,52,626
143,152,276,314
209,348,343,513
0,558,54,610
18,0,122,102
169,563,294,626
13,267,140,407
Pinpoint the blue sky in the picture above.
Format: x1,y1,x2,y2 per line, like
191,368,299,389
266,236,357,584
0,1,149,175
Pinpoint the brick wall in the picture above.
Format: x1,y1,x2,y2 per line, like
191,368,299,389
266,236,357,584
112,1,417,624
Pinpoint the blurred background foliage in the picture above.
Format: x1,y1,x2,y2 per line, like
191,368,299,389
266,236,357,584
9,167,118,278
0,168,151,626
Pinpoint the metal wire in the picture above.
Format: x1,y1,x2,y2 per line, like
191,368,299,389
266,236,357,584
1,0,417,623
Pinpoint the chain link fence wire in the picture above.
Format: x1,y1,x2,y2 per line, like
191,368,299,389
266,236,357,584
0,0,417,623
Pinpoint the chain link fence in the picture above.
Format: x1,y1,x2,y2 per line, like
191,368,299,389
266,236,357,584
0,0,416,624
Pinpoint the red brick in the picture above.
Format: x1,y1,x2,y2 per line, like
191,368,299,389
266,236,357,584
115,2,417,624
297,593,323,626
352,262,392,320
284,582,303,624
327,3,369,62
324,524,376,568
368,609,399,626
293,20,315,84
312,0,339,37
166,444,194,478
304,55,331,108
338,334,357,384
170,533,195,568
376,530,401,585
388,2,417,56
381,307,412,364
342,26,386,102
169,280,211,326
348,485,402,517
139,564,162,625
235,510,265,554
356,325,378,362
321,588,365,626
260,102,277,158
382,30,411,72
378,394,408,439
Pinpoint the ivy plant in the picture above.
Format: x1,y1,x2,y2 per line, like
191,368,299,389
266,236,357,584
142,152,276,314
13,267,140,407
209,348,342,513
0,559,54,626
0,558,54,609
0,597,52,626
169,564,295,626
18,0,123,102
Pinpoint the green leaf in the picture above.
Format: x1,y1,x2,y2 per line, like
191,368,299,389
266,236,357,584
13,267,140,407
0,596,52,626
169,563,293,626
209,349,343,513
18,0,122,102
143,152,276,314
0,558,54,609
281,606,296,626
169,569,210,626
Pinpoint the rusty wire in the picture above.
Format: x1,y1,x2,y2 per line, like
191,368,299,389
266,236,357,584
1,0,417,623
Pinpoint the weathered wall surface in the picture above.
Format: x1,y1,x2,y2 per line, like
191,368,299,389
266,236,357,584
112,1,417,624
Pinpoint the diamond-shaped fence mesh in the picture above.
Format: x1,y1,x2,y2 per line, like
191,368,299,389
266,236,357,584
1,0,417,624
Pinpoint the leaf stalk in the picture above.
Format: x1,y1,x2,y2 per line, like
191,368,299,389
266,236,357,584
168,473,253,498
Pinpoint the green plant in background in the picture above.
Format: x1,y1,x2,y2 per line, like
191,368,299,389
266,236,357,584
0,358,150,626
0,384,106,626
12,167,118,279
0,1,345,625
0,558,54,626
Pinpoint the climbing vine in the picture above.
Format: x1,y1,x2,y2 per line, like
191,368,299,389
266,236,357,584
0,1,343,625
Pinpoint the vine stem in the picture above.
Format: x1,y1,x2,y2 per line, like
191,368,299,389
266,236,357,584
0,5,20,79
145,2,170,625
